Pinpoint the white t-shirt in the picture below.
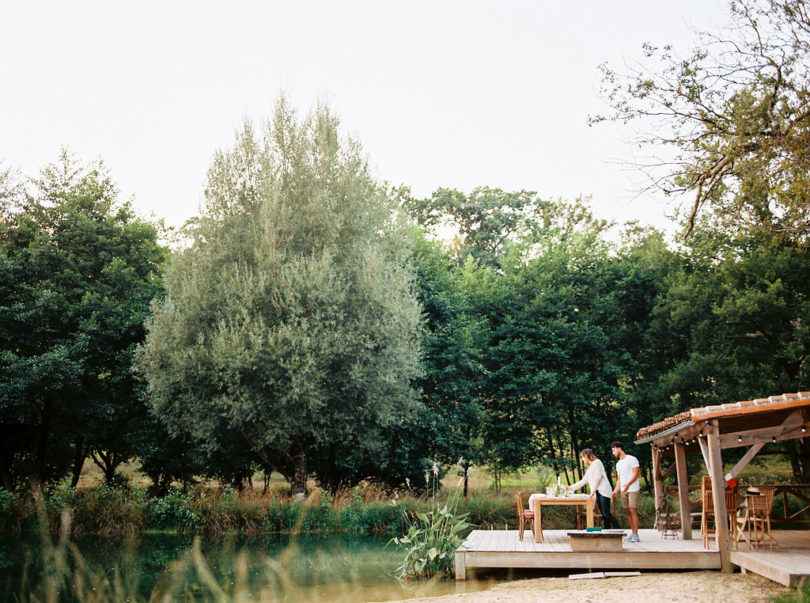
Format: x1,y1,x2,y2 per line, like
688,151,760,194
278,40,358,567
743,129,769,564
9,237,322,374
616,455,640,492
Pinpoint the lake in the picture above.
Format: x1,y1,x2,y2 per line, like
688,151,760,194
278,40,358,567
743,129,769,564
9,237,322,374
0,532,499,601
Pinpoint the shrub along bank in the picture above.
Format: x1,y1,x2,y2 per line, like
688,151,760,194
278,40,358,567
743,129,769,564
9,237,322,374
0,483,658,536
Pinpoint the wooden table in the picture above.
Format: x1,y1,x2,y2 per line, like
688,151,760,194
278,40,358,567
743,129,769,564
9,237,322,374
529,494,595,543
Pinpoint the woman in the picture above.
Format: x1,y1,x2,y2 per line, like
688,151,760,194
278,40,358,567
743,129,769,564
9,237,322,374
565,448,621,529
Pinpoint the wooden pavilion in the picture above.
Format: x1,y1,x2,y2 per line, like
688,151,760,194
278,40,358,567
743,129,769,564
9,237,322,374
634,391,810,574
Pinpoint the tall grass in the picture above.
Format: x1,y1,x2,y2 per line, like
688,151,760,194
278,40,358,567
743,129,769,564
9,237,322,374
8,522,437,602
1,474,660,538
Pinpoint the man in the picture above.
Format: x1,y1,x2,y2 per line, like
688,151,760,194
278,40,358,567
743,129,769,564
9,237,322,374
611,441,640,542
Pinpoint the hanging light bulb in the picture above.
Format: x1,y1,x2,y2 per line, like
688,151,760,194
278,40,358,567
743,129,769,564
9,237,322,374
802,426,807,433
772,436,777,443
737,435,742,443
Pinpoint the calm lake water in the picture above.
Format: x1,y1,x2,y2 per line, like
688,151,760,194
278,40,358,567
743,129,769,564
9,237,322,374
0,532,499,601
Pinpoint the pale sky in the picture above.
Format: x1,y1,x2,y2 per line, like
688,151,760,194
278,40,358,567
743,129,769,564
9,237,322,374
0,1,729,232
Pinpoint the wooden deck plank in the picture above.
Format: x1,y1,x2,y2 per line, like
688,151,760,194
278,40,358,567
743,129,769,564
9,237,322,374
729,528,810,587
457,528,722,578
456,528,810,586
731,549,810,587
477,530,489,551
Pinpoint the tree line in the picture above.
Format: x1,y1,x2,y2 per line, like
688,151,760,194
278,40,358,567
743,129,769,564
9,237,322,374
1,0,809,496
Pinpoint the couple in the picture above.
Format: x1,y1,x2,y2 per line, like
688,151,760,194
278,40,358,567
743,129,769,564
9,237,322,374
565,442,641,543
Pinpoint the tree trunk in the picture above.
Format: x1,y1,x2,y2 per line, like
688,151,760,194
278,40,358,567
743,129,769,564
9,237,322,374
788,438,810,481
544,432,559,475
0,440,14,491
463,460,470,497
91,450,121,484
70,437,85,488
290,451,308,496
34,398,53,485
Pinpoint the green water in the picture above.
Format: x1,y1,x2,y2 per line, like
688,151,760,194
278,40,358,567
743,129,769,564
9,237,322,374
0,532,496,601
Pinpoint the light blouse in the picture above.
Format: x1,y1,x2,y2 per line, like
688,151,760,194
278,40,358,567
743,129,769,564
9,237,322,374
569,459,613,498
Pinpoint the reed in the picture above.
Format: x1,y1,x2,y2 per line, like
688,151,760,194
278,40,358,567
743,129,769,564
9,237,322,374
1,479,659,537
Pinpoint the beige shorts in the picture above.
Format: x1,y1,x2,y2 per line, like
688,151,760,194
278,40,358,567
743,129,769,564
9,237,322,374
621,490,640,509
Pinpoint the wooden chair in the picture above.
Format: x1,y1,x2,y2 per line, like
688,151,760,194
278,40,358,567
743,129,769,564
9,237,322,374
735,487,778,550
516,491,534,541
655,493,681,539
700,476,713,548
700,476,738,549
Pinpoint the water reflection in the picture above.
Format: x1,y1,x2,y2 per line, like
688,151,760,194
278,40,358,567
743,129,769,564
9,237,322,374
1,532,497,601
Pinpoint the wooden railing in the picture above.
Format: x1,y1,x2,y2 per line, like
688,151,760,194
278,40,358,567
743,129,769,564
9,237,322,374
665,484,810,527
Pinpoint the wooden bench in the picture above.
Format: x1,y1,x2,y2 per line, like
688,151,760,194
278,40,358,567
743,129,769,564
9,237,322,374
567,530,626,552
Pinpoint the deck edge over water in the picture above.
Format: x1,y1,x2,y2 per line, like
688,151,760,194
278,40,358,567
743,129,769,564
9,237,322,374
455,529,720,580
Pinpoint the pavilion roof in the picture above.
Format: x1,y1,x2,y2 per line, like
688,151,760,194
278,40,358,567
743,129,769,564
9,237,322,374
635,392,810,443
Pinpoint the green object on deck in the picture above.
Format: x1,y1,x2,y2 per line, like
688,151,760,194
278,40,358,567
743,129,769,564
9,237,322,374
585,527,602,532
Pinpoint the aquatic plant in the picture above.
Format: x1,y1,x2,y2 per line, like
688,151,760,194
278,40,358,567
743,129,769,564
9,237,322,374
390,463,472,579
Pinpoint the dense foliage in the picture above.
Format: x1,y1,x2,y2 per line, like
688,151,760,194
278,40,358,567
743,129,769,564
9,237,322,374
0,154,165,491
3,1,810,500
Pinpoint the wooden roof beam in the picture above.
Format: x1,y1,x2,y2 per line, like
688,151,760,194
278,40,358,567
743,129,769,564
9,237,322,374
719,410,807,449
724,442,765,481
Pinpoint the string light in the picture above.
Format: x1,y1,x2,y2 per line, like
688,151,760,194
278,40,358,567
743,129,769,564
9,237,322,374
737,435,742,443
803,426,807,434
772,436,777,443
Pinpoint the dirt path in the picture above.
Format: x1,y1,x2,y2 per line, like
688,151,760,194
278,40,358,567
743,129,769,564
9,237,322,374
396,571,793,602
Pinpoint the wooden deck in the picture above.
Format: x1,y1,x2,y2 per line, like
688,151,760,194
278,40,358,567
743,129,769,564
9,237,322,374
731,530,810,587
455,529,810,585
454,529,718,580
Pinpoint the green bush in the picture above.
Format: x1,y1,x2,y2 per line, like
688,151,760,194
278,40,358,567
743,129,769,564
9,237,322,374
462,492,512,529
69,484,147,534
259,498,303,532
148,487,199,531
3,480,667,537
0,489,27,533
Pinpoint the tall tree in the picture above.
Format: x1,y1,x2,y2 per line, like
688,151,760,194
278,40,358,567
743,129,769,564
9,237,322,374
0,152,166,490
409,230,488,495
594,0,810,239
478,219,629,478
405,187,555,267
136,99,423,495
655,218,810,479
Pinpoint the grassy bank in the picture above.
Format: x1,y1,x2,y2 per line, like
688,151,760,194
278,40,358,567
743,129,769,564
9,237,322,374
0,480,662,537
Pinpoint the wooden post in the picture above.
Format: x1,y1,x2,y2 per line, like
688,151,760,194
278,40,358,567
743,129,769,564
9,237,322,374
698,436,711,471
455,550,466,580
673,441,692,540
651,445,665,512
706,420,732,573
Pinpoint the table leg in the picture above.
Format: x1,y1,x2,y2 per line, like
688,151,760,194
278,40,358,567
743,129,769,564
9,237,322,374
534,498,543,542
586,497,594,528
